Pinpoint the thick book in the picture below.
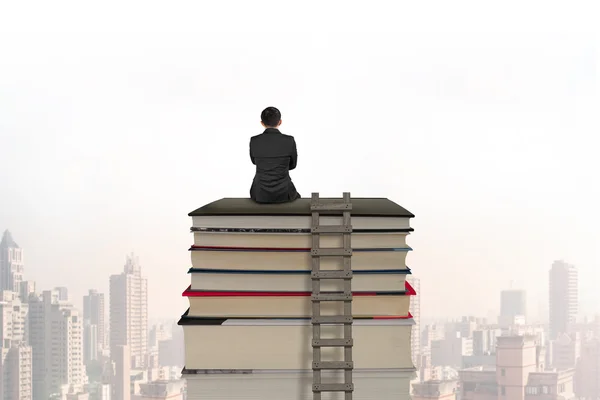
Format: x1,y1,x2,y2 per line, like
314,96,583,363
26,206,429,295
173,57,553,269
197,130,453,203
192,230,409,249
188,198,414,230
190,246,411,271
188,268,411,292
182,282,416,318
178,313,415,370
183,369,414,400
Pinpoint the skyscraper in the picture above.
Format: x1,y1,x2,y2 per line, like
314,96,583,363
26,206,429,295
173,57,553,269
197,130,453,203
28,289,86,399
0,234,33,400
112,345,131,400
2,344,33,400
499,289,527,327
0,230,24,295
0,291,29,345
549,260,578,340
83,289,106,359
500,289,526,318
110,253,148,368
82,322,98,365
0,291,32,400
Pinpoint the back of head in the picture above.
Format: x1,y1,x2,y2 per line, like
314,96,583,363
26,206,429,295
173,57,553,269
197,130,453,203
261,106,281,127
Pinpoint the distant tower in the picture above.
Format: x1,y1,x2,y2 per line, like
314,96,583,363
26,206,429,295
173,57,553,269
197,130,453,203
28,289,85,399
0,291,32,400
0,230,24,295
112,345,131,400
499,289,527,327
110,253,148,368
83,289,106,357
549,260,578,340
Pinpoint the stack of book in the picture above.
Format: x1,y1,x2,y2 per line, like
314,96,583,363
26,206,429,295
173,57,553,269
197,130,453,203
179,197,417,400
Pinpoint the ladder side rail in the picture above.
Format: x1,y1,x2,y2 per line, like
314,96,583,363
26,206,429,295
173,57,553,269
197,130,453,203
311,192,322,400
342,191,353,400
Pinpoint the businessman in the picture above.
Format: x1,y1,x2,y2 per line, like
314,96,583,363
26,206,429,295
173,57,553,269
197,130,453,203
249,106,301,204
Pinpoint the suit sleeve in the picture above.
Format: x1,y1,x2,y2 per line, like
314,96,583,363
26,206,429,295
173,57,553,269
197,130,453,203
249,139,256,165
289,138,298,170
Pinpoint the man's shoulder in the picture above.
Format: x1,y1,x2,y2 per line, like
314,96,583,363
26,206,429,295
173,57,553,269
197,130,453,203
250,132,295,141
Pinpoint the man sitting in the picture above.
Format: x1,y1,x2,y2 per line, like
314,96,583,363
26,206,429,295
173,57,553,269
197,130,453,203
249,107,301,204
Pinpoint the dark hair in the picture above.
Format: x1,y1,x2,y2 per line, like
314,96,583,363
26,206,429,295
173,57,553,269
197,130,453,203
261,107,281,127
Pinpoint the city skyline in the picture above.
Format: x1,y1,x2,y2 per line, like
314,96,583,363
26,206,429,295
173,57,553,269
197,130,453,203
1,225,596,398
4,223,590,326
2,227,597,322
0,232,182,399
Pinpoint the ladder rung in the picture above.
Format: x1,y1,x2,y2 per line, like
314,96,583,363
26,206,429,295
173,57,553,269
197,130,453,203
312,316,353,324
311,225,352,233
313,361,353,370
311,248,352,257
313,383,354,392
311,270,352,279
310,203,352,212
312,338,353,347
312,293,352,301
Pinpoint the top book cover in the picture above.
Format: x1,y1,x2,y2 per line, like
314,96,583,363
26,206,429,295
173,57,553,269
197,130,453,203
189,198,415,218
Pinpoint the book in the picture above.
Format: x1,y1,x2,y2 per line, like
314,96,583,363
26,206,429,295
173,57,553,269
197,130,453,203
183,369,415,400
188,268,411,292
178,314,415,370
189,198,414,231
190,246,410,271
181,196,417,400
183,282,416,318
192,230,409,249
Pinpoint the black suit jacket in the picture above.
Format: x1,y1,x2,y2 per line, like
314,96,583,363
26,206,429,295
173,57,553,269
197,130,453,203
249,128,301,203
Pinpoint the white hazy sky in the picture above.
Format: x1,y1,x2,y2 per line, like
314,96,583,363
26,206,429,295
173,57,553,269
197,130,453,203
1,1,599,320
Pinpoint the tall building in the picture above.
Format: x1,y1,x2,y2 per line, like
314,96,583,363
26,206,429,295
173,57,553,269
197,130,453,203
421,324,444,350
0,291,32,400
54,287,69,301
499,289,527,327
431,334,473,368
148,324,169,350
19,280,36,304
83,322,98,364
158,322,184,368
408,276,421,369
549,260,578,340
575,338,600,398
551,332,580,370
83,289,106,359
112,345,130,400
28,289,86,399
0,291,29,345
0,230,24,295
110,253,148,368
1,344,33,400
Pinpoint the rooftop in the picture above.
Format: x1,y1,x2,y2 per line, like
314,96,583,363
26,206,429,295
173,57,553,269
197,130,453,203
0,230,18,248
189,197,414,217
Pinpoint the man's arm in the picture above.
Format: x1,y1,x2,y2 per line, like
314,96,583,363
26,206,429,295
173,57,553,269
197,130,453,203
249,139,256,165
289,137,298,170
